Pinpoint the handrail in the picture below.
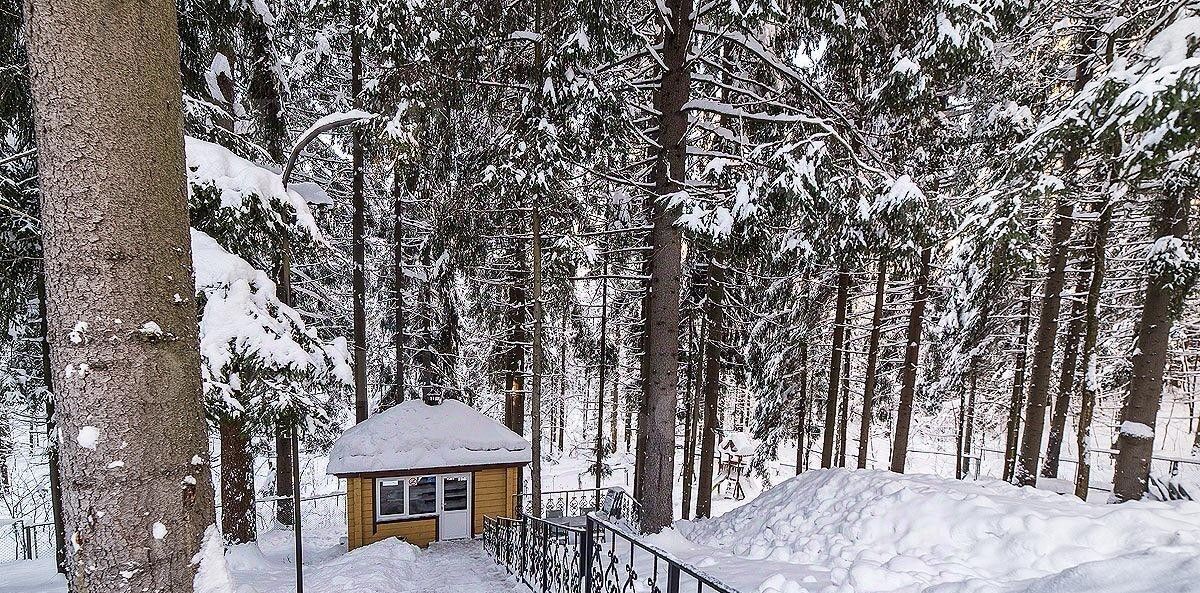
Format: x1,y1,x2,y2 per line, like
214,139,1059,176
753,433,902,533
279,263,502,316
484,492,731,593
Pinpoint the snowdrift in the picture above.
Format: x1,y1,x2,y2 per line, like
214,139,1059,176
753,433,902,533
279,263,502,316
662,469,1200,593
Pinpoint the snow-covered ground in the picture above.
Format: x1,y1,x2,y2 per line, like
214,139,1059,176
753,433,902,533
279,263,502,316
3,525,522,593
648,468,1200,593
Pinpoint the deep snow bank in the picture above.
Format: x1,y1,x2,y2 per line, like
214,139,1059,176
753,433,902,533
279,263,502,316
659,469,1200,593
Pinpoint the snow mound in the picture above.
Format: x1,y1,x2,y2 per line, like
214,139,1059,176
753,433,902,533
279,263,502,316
668,469,1200,593
326,399,531,475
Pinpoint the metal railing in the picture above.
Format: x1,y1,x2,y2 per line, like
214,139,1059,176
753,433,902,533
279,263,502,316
513,486,642,528
486,490,734,593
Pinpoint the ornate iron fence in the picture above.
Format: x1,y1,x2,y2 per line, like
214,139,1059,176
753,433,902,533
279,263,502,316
486,488,734,593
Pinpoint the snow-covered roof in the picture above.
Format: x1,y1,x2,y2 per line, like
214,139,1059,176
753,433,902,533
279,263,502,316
719,431,759,457
326,399,531,475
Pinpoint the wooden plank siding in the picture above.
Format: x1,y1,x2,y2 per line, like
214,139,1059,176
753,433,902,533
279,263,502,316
345,466,521,551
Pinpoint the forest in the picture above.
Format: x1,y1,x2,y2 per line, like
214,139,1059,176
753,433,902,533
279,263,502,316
0,0,1198,591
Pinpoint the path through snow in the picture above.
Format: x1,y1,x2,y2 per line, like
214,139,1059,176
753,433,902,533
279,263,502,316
2,528,525,593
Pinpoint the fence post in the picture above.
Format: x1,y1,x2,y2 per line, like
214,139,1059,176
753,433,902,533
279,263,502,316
581,516,594,593
667,564,680,593
24,523,33,561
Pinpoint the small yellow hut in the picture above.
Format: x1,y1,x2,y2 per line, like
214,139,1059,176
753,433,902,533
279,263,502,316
326,398,530,549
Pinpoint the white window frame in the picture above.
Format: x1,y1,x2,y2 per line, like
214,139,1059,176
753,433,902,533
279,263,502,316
375,475,440,522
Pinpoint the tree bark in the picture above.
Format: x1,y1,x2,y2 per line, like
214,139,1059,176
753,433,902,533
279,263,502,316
695,250,724,519
858,258,886,468
1042,269,1089,478
681,310,697,519
1003,280,1034,482
1112,188,1191,502
384,167,410,410
273,243,294,526
218,414,256,543
38,274,67,572
890,245,931,473
795,341,809,474
25,0,216,587
639,0,693,532
837,299,852,468
1015,198,1076,486
530,207,544,516
1075,201,1111,499
822,267,851,468
350,0,368,424
595,254,609,489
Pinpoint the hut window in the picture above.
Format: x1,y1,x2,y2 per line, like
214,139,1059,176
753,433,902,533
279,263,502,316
375,475,441,521
408,476,437,515
377,479,406,518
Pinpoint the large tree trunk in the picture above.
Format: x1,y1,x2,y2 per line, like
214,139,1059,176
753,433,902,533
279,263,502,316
695,250,724,519
1043,270,1089,478
1075,201,1111,499
350,0,369,424
219,414,256,543
858,259,886,468
639,0,693,532
530,207,544,516
1015,198,1076,486
1003,280,1034,482
822,267,851,467
1112,189,1191,502
890,245,931,473
25,0,216,587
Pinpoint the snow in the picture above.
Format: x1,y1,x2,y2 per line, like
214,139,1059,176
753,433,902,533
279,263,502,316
185,137,321,240
76,426,98,450
0,559,65,593
649,469,1200,593
1121,421,1156,439
138,321,164,338
152,522,168,540
326,399,531,475
191,228,353,409
192,526,236,593
720,431,760,457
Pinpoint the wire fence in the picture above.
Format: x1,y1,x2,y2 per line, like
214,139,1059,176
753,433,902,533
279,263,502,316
2,490,348,563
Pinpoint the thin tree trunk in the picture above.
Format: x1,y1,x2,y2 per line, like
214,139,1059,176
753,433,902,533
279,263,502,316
681,311,697,519
890,245,931,473
1043,270,1089,478
837,300,852,468
1075,203,1113,499
385,167,409,409
350,0,368,423
1112,188,1191,502
1015,26,1099,486
595,255,609,489
37,274,67,572
1004,280,1034,482
822,267,851,467
219,414,256,543
696,251,725,519
558,306,567,452
795,341,809,474
858,259,886,468
1015,198,1076,486
530,207,544,515
25,0,216,586
640,0,693,531
963,360,978,478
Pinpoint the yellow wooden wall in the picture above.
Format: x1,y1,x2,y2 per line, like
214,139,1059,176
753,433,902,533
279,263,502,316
345,467,518,551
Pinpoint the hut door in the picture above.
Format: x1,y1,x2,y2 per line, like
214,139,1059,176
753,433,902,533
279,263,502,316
439,473,471,540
